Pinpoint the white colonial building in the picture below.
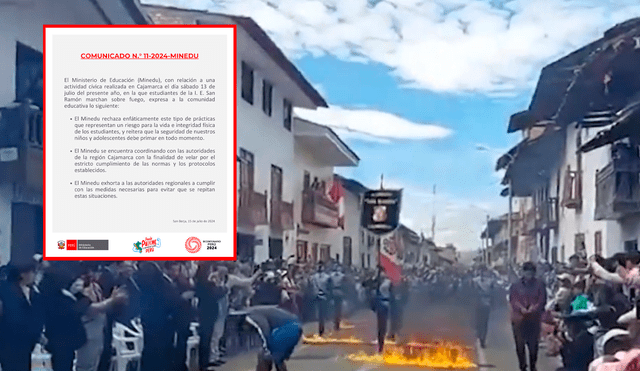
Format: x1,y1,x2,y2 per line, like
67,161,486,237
144,5,377,265
290,117,361,265
498,18,640,263
0,0,149,265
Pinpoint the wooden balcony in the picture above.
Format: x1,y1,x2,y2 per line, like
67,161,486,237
237,188,268,229
301,189,340,228
270,199,294,234
595,159,640,220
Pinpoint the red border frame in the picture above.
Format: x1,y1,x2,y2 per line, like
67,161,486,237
42,25,238,261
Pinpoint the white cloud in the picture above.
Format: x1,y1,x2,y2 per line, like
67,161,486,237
143,0,640,95
295,106,452,142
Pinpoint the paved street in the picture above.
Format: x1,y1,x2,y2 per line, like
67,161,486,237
479,305,563,371
216,293,564,371
214,294,564,371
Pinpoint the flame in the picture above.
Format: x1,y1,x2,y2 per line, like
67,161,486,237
303,334,366,344
347,344,476,369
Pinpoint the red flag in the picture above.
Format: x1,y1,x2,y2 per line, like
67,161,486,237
327,176,345,229
380,230,403,284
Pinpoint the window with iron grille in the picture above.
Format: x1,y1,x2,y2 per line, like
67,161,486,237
595,231,602,256
238,149,254,207
28,109,42,147
562,166,582,209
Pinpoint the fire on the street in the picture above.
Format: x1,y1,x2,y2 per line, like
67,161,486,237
302,334,367,344
347,343,477,369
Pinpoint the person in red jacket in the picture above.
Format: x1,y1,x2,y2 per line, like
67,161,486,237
509,262,546,371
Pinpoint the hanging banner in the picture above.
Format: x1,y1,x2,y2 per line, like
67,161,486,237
361,190,402,235
380,229,404,284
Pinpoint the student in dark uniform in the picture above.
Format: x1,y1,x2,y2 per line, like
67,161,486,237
374,268,392,353
243,305,303,371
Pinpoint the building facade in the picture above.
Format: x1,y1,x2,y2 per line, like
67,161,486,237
0,0,149,265
498,18,640,263
291,118,360,266
144,5,331,263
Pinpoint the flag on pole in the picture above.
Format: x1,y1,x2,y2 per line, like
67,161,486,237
380,229,404,284
327,176,345,229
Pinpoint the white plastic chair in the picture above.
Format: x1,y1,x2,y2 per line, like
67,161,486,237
111,322,143,371
31,343,52,371
186,322,200,371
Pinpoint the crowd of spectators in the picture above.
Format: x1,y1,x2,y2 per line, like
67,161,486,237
507,251,640,371
0,255,387,371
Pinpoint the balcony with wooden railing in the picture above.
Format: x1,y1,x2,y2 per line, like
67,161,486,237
595,157,640,220
270,198,294,234
237,188,268,229
301,188,340,228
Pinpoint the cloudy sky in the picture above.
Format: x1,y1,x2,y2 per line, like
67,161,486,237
145,0,640,251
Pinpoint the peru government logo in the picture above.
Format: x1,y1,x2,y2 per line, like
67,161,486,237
133,237,161,253
185,237,201,254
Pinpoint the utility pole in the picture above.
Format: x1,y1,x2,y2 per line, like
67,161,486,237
431,184,436,241
485,214,490,265
507,180,513,279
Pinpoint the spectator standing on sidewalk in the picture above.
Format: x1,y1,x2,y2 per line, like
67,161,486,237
0,261,45,371
136,262,180,371
509,262,546,371
97,261,140,371
196,263,226,371
310,261,332,336
75,263,108,371
164,262,196,371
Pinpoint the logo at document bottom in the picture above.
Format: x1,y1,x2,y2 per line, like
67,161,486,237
185,237,202,254
205,240,220,250
57,240,65,250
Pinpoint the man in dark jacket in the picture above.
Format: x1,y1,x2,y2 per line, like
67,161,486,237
196,263,227,371
165,262,195,371
0,262,45,371
244,306,302,371
509,262,546,371
136,262,181,371
97,261,141,371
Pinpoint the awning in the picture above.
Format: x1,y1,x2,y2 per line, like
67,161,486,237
496,144,519,171
501,126,564,197
508,111,537,133
521,18,640,127
294,118,360,166
580,98,640,152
